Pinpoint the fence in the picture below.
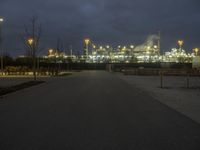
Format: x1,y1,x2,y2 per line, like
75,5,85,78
123,68,200,89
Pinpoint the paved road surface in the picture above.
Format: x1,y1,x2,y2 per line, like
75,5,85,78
0,71,200,150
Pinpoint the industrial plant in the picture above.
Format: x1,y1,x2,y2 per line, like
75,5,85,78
44,35,199,64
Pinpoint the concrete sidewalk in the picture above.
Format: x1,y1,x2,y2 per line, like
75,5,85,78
118,74,200,124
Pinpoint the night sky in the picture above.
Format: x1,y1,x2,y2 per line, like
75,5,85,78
0,0,200,56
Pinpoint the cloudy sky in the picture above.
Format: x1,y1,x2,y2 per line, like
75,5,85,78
0,0,200,56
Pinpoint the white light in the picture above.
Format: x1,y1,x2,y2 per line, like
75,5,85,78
0,18,4,22
130,45,134,49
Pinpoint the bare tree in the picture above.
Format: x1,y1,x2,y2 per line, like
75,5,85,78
21,16,42,81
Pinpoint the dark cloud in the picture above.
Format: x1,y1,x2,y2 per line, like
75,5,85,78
0,0,200,56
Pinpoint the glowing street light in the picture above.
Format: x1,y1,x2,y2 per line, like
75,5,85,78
92,44,96,49
130,45,134,49
84,38,90,45
48,49,54,56
84,38,90,58
178,40,184,49
28,38,34,45
0,17,4,74
193,48,199,56
154,45,158,49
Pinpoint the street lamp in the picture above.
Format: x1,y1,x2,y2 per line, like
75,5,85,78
48,49,54,56
27,37,37,80
0,17,4,75
84,38,90,58
154,45,158,49
193,48,199,56
92,44,96,49
85,38,90,45
27,38,34,57
28,38,34,46
130,45,134,49
178,40,184,50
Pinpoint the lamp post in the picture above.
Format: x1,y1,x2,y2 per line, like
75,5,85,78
84,38,90,59
0,17,4,75
27,37,36,80
27,37,34,58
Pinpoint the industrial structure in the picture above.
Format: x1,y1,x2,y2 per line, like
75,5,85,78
44,35,199,64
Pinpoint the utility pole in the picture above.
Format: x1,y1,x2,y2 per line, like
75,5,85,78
0,17,4,75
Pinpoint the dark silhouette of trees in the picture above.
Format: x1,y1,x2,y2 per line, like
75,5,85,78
3,54,13,66
21,16,42,80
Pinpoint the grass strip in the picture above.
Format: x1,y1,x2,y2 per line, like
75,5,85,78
0,81,45,96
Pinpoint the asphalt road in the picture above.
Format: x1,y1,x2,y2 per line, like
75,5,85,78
0,71,200,150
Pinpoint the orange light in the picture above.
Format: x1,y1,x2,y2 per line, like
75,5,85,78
84,39,90,45
178,40,184,47
48,49,54,54
28,38,34,45
193,48,199,56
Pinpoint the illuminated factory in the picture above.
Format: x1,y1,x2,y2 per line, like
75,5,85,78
45,36,199,63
